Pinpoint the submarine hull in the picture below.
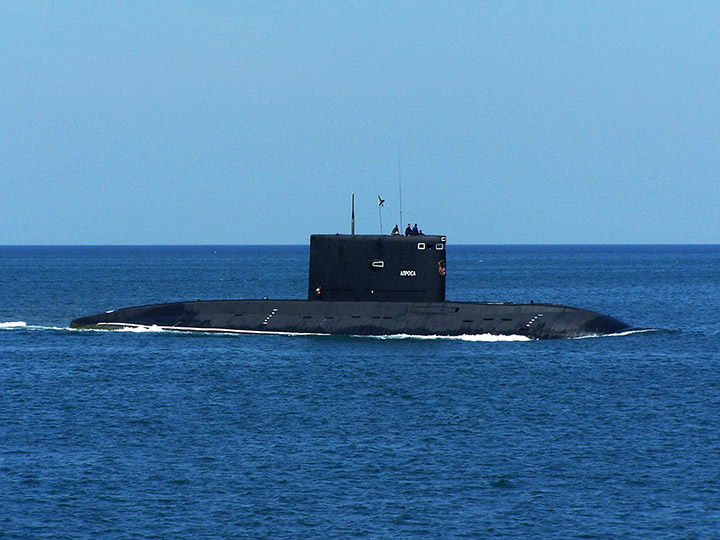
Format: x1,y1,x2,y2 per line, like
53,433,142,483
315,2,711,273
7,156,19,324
70,299,630,340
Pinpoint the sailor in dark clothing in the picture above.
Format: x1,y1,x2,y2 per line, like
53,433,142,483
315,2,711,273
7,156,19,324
405,224,412,236
391,224,399,235
412,223,419,235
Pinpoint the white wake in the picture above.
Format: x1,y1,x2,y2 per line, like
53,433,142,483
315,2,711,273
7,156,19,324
0,321,27,328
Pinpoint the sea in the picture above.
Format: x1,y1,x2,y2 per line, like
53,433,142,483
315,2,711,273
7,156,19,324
1,244,719,539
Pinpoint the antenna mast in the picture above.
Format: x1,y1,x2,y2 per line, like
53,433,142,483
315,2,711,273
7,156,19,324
397,139,403,228
351,193,355,235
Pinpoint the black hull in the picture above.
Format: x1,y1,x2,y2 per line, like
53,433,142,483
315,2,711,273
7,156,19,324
70,299,630,340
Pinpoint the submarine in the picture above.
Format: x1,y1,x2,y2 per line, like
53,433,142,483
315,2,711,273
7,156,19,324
70,233,631,339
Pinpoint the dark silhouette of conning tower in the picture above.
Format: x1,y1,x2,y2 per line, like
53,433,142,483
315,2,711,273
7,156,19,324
308,234,446,302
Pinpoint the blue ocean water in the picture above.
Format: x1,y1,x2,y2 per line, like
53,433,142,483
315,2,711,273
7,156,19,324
1,244,719,538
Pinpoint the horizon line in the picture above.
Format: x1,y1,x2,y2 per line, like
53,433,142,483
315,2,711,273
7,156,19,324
1,242,718,248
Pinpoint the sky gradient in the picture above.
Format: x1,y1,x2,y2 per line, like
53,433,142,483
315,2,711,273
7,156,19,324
2,1,718,244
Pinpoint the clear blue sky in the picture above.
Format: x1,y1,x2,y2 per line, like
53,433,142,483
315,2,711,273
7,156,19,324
2,1,718,244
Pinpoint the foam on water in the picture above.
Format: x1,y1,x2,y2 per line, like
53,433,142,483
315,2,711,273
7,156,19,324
574,328,659,340
115,324,166,333
1,321,75,332
2,322,120,333
0,321,27,328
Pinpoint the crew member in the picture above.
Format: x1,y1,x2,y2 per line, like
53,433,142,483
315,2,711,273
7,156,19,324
404,224,412,236
412,223,419,235
391,224,399,235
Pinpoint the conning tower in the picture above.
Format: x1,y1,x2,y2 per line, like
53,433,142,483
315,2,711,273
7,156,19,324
308,234,447,302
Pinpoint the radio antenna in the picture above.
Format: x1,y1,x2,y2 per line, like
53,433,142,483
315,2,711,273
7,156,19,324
351,193,355,235
397,139,403,228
